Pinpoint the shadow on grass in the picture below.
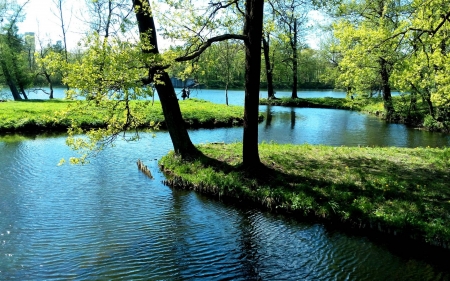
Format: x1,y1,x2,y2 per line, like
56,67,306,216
193,147,450,204
164,145,450,248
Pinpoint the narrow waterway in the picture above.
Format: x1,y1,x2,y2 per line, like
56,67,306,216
1,89,449,280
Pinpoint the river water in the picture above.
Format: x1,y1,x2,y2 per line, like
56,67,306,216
1,89,450,280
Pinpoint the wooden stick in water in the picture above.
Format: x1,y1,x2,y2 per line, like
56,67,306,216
137,159,153,179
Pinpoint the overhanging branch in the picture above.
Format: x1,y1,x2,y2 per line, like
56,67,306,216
175,33,247,62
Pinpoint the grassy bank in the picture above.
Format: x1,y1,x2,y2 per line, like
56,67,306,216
160,143,450,248
260,97,353,110
0,98,254,133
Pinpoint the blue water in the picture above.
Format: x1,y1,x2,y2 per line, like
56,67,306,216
1,88,449,280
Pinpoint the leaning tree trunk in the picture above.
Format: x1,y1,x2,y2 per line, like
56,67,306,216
379,57,395,120
133,0,199,158
18,84,28,100
0,60,22,100
262,37,275,99
242,0,264,169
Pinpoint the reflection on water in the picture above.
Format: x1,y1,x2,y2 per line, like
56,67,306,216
261,105,450,147
1,90,450,280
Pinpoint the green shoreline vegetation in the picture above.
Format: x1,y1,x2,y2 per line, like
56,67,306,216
160,143,450,248
260,95,450,133
0,98,253,133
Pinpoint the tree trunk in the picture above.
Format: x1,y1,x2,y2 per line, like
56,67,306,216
45,72,54,99
291,19,298,99
242,0,264,169
133,0,199,158
0,60,22,100
225,83,229,106
262,37,275,99
379,57,395,120
18,84,28,100
423,94,434,117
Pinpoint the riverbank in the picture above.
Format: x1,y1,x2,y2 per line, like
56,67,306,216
0,98,254,133
260,96,353,110
160,143,450,249
260,95,450,133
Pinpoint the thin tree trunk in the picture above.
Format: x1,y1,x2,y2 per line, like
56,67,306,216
19,87,28,100
54,0,70,90
225,41,230,106
379,57,394,120
225,83,229,106
423,94,434,116
242,0,264,169
133,0,199,158
262,37,275,99
44,72,54,99
291,19,298,99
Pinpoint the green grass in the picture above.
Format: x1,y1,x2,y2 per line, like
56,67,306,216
160,143,450,247
0,98,254,133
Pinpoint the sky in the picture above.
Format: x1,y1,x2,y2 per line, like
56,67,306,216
17,0,325,51
18,0,86,50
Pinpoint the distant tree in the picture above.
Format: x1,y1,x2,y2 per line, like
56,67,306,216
262,5,277,98
0,0,32,100
269,0,310,98
205,40,245,104
51,0,72,89
332,0,409,120
34,37,64,99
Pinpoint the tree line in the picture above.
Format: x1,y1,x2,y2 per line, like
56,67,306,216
1,0,336,102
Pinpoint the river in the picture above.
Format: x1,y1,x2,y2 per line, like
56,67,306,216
1,88,449,280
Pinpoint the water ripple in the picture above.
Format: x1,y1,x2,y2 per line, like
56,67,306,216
1,134,449,280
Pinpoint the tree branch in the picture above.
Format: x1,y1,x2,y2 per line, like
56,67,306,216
375,11,450,48
175,33,247,62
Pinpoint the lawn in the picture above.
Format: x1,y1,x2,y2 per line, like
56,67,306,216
0,98,253,133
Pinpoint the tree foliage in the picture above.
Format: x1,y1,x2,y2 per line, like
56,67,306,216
391,0,450,127
0,0,32,100
61,33,158,163
331,0,410,119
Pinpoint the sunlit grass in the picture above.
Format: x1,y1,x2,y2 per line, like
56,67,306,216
160,143,450,246
260,97,354,109
0,98,252,133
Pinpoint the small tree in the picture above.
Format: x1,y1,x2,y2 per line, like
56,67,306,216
269,0,310,98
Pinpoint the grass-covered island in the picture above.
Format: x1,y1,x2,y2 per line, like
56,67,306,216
160,143,450,249
0,98,255,133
